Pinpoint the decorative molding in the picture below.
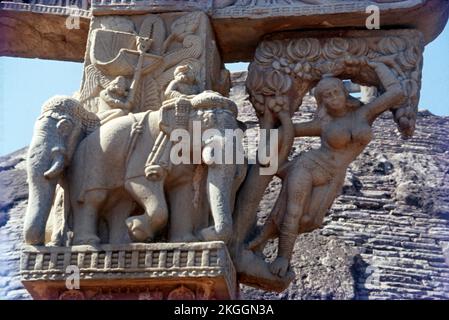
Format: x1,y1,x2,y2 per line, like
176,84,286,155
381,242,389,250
0,1,91,18
21,241,237,299
212,0,425,19
3,0,424,19
246,29,425,137
91,0,212,15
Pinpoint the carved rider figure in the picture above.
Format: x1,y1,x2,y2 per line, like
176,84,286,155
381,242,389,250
144,65,201,180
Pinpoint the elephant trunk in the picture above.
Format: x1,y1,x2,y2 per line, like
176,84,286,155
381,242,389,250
24,134,61,245
24,177,58,245
205,164,235,243
23,120,66,245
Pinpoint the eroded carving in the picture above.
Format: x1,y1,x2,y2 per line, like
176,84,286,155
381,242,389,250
232,29,424,291
20,6,432,299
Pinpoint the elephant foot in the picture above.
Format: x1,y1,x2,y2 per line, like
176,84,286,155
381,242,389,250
199,226,231,243
170,233,198,243
73,234,101,246
126,216,154,242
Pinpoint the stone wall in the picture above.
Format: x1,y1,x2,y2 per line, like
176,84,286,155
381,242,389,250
0,72,448,300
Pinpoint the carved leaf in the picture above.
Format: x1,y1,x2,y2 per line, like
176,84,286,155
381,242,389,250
286,38,320,62
79,65,111,104
348,38,369,57
255,40,284,65
139,14,166,55
171,12,202,36
265,70,292,95
378,36,407,55
246,66,265,95
323,38,349,60
135,76,161,112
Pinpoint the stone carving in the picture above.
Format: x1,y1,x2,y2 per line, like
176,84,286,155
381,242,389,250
89,0,424,14
23,89,245,247
230,29,424,291
23,11,234,247
3,0,447,63
78,12,227,115
23,96,99,245
249,65,406,277
18,0,445,300
21,242,237,300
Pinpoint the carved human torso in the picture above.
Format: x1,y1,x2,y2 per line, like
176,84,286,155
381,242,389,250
320,108,373,169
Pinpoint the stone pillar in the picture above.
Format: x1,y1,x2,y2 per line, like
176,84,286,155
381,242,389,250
20,10,237,301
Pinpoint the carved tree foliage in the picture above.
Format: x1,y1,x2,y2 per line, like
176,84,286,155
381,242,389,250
247,30,424,137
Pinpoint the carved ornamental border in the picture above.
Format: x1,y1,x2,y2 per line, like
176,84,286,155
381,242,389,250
0,1,91,18
89,0,426,17
212,0,425,19
0,0,429,20
246,29,425,137
21,241,236,296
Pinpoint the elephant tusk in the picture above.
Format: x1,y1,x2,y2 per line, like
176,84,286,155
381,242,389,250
44,154,65,180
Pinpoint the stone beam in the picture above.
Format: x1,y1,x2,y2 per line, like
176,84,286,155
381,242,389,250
1,0,448,63
0,4,90,62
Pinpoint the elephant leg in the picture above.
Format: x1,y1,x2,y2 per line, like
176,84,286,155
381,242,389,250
200,165,235,243
46,185,66,246
125,177,168,242
106,197,135,244
168,184,198,243
72,189,108,245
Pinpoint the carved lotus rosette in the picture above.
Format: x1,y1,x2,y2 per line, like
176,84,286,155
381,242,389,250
247,29,425,137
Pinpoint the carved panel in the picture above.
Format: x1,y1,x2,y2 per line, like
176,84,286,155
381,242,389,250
247,29,424,137
21,242,237,300
78,11,229,114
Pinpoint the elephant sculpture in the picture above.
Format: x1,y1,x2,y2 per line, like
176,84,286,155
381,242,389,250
24,96,100,245
68,91,246,245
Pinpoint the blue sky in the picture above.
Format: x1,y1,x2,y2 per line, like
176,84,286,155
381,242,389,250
0,26,448,156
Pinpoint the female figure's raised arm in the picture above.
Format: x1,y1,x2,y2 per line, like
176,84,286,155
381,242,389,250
360,62,406,124
293,119,322,137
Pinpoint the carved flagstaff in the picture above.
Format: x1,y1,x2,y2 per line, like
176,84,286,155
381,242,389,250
16,0,448,300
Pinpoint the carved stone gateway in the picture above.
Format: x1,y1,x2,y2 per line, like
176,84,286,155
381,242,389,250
17,0,449,300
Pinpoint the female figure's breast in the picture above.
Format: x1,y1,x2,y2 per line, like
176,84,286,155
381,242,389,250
323,124,351,150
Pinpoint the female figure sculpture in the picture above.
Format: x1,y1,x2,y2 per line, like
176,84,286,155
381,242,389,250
249,60,406,277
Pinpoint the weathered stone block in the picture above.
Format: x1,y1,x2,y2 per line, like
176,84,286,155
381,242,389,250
21,241,237,300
